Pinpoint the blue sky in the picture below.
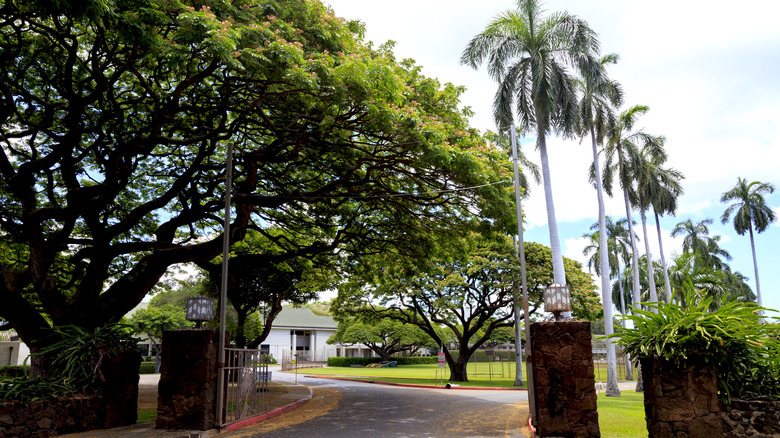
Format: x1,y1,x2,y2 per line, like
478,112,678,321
325,0,780,316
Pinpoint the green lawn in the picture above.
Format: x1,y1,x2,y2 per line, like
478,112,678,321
137,408,157,424
298,363,522,388
298,362,635,388
598,390,646,437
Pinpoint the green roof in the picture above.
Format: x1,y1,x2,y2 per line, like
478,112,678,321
270,307,337,330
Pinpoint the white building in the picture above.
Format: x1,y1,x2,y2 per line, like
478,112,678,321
0,331,30,366
261,307,376,361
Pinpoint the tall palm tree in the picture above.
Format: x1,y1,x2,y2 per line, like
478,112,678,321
601,105,655,312
671,218,732,269
577,53,622,396
720,178,777,308
461,0,604,288
635,142,684,303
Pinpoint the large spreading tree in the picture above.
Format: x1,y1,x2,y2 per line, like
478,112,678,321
333,234,601,382
0,0,512,372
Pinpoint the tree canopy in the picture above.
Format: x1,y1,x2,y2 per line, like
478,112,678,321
333,234,600,381
0,0,513,356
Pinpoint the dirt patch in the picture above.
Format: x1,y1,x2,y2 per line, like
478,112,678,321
222,387,341,437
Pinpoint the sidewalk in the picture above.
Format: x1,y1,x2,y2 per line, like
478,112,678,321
60,378,312,438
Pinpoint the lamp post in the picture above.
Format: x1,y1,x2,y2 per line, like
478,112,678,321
543,284,571,321
215,142,234,427
510,124,537,434
186,296,215,329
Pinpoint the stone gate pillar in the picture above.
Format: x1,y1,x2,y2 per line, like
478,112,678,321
640,355,721,437
156,329,219,430
531,321,600,437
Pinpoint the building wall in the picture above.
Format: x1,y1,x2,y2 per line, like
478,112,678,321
0,341,30,366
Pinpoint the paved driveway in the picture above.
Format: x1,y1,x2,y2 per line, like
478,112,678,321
222,371,532,438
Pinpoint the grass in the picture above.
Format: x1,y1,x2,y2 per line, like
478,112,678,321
137,408,157,424
298,362,635,388
597,390,646,437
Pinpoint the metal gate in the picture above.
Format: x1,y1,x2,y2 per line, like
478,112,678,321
220,348,271,425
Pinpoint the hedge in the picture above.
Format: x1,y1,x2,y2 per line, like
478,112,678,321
0,365,30,378
139,362,157,374
327,356,436,367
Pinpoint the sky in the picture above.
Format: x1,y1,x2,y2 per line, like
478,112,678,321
323,0,780,316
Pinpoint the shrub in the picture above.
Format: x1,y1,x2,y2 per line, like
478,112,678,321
139,362,157,374
327,356,437,367
327,357,383,367
0,365,30,378
613,282,780,402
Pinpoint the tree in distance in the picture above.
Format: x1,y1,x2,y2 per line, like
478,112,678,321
328,314,432,361
333,233,600,382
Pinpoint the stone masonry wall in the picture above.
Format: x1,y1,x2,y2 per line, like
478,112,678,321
0,351,139,437
720,399,780,437
531,321,600,437
640,355,722,438
156,329,219,430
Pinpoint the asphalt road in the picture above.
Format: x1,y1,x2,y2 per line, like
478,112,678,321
222,371,532,438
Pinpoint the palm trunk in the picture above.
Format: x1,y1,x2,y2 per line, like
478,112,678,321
590,128,619,396
653,208,672,303
537,126,567,288
622,188,642,309
748,225,762,307
617,268,634,380
639,204,658,304
748,225,764,322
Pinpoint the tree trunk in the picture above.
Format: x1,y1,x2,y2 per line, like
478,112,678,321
748,225,762,307
590,128,620,397
448,352,469,382
536,124,567,289
653,208,672,303
639,205,658,304
623,188,642,309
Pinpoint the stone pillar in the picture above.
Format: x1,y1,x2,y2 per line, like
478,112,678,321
99,351,141,428
640,355,721,437
291,331,297,353
531,321,600,437
156,329,219,430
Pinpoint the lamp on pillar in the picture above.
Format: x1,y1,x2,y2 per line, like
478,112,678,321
186,296,215,329
544,284,571,321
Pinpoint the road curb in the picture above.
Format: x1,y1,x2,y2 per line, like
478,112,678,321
305,375,526,391
225,384,314,432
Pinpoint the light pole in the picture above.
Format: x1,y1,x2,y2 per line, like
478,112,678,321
215,142,233,427
510,125,537,434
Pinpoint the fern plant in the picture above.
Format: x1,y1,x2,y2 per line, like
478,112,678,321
612,280,780,402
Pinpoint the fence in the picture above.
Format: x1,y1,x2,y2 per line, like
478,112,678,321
280,350,331,371
220,348,271,425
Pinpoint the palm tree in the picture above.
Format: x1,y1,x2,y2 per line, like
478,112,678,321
667,253,726,309
635,142,684,303
601,105,655,312
577,53,622,396
670,218,732,269
461,0,604,288
720,178,777,308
